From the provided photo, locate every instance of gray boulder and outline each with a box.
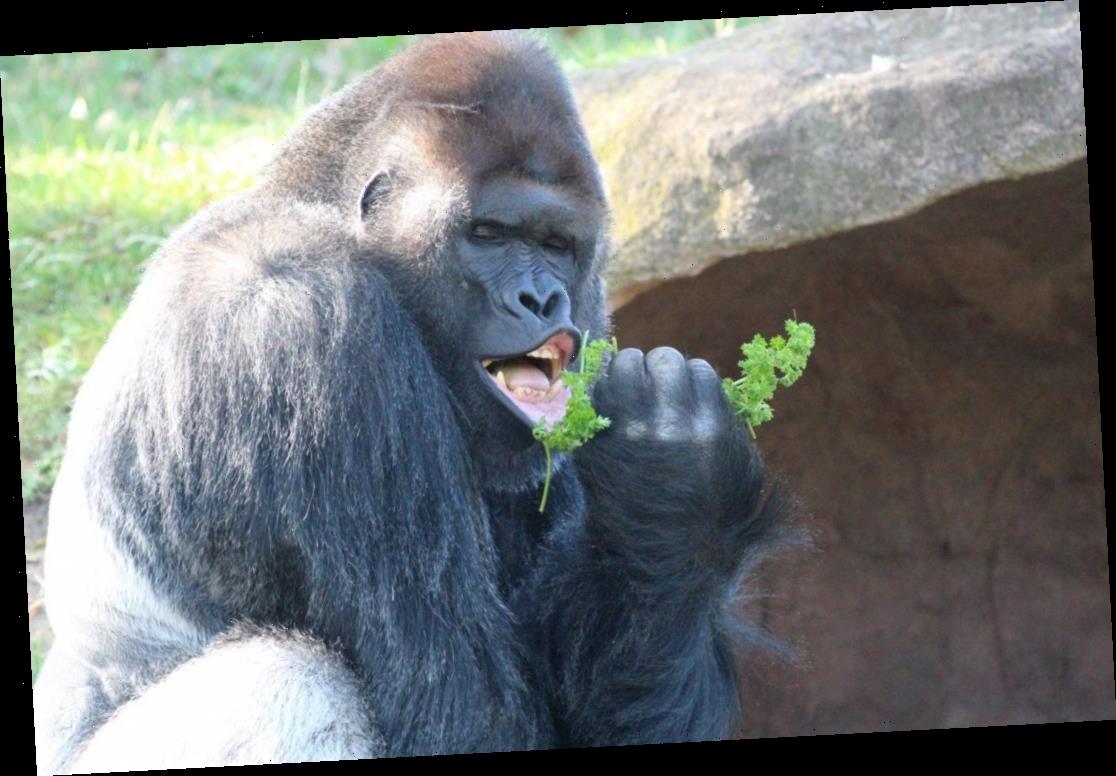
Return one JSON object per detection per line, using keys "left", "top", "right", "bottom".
{"left": 571, "top": 2, "right": 1085, "bottom": 303}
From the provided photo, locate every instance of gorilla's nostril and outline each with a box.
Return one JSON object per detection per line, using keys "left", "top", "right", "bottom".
{"left": 519, "top": 293, "right": 542, "bottom": 316}
{"left": 541, "top": 293, "right": 561, "bottom": 319}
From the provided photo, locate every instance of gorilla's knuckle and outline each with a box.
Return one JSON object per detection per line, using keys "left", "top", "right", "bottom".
{"left": 686, "top": 357, "right": 715, "bottom": 374}
{"left": 609, "top": 348, "right": 646, "bottom": 377}
{"left": 647, "top": 346, "right": 684, "bottom": 363}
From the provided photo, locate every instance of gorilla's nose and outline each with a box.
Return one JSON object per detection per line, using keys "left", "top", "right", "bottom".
{"left": 511, "top": 281, "right": 571, "bottom": 324}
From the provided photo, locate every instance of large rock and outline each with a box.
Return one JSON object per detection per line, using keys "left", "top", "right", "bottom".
{"left": 571, "top": 2, "right": 1085, "bottom": 305}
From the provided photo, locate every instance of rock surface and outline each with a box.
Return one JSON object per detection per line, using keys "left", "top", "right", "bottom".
{"left": 571, "top": 2, "right": 1086, "bottom": 305}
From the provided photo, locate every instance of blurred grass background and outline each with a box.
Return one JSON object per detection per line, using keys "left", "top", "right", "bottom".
{"left": 4, "top": 21, "right": 766, "bottom": 502}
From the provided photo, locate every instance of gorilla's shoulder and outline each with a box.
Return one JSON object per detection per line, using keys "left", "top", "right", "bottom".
{"left": 140, "top": 193, "right": 379, "bottom": 318}
{"left": 157, "top": 194, "right": 355, "bottom": 278}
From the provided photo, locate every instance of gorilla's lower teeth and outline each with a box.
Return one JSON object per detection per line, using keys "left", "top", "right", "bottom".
{"left": 511, "top": 386, "right": 545, "bottom": 400}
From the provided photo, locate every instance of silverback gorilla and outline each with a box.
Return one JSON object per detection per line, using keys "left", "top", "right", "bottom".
{"left": 33, "top": 32, "right": 790, "bottom": 772}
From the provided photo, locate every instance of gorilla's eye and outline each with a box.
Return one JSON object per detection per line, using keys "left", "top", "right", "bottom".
{"left": 470, "top": 221, "right": 504, "bottom": 242}
{"left": 543, "top": 235, "right": 571, "bottom": 254}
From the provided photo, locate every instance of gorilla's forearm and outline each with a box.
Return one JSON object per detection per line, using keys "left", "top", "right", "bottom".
{"left": 522, "top": 516, "right": 745, "bottom": 746}
{"left": 514, "top": 438, "right": 787, "bottom": 746}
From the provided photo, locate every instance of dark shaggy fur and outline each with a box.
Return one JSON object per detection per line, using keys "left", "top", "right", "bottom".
{"left": 33, "top": 32, "right": 793, "bottom": 772}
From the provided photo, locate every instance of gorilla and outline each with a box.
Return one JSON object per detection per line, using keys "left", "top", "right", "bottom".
{"left": 32, "top": 31, "right": 791, "bottom": 772}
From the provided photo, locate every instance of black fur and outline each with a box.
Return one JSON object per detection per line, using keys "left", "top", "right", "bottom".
{"left": 33, "top": 32, "right": 792, "bottom": 771}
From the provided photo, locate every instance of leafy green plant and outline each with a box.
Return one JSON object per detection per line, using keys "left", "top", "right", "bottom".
{"left": 532, "top": 334, "right": 618, "bottom": 512}
{"left": 722, "top": 318, "right": 816, "bottom": 438}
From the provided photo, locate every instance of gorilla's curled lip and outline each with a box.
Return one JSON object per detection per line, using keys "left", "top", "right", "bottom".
{"left": 477, "top": 330, "right": 579, "bottom": 430}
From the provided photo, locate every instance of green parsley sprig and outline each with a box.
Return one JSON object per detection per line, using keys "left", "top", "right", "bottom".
{"left": 721, "top": 318, "right": 816, "bottom": 438}
{"left": 532, "top": 333, "right": 618, "bottom": 513}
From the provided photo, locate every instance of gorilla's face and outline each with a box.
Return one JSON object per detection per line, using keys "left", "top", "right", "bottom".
{"left": 460, "top": 177, "right": 585, "bottom": 435}
{"left": 343, "top": 52, "right": 610, "bottom": 491}
{"left": 360, "top": 157, "right": 605, "bottom": 491}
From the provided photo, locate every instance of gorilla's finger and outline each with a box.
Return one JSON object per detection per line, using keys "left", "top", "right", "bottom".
{"left": 645, "top": 347, "right": 686, "bottom": 376}
{"left": 603, "top": 348, "right": 646, "bottom": 381}
{"left": 687, "top": 358, "right": 724, "bottom": 403}
{"left": 644, "top": 347, "right": 689, "bottom": 406}
{"left": 688, "top": 358, "right": 730, "bottom": 438}
{"left": 593, "top": 347, "right": 647, "bottom": 411}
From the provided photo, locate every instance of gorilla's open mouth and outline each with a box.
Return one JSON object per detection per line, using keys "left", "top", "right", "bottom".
{"left": 479, "top": 331, "right": 578, "bottom": 431}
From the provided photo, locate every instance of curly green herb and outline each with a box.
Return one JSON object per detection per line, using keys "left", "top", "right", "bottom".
{"left": 721, "top": 318, "right": 816, "bottom": 438}
{"left": 532, "top": 334, "right": 618, "bottom": 513}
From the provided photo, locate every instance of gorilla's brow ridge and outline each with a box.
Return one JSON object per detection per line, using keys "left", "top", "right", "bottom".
{"left": 410, "top": 101, "right": 484, "bottom": 115}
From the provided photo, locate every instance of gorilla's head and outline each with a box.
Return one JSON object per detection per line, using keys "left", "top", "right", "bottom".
{"left": 263, "top": 32, "right": 611, "bottom": 491}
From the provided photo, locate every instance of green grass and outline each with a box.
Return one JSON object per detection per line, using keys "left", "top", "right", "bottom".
{"left": 4, "top": 21, "right": 767, "bottom": 501}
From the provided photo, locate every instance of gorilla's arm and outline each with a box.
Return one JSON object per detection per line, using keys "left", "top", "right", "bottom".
{"left": 77, "top": 200, "right": 546, "bottom": 757}
{"left": 511, "top": 347, "right": 789, "bottom": 746}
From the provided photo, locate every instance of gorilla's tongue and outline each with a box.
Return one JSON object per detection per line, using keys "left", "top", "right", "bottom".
{"left": 501, "top": 362, "right": 551, "bottom": 392}
{"left": 495, "top": 360, "right": 571, "bottom": 430}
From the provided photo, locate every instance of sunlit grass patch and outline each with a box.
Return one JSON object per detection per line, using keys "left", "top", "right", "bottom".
{"left": 9, "top": 122, "right": 284, "bottom": 497}
{"left": 537, "top": 18, "right": 766, "bottom": 70}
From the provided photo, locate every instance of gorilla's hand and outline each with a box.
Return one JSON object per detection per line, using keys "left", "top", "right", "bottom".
{"left": 572, "top": 347, "right": 767, "bottom": 577}
{"left": 592, "top": 347, "right": 739, "bottom": 452}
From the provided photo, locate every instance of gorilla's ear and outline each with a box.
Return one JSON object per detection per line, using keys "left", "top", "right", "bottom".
{"left": 360, "top": 171, "right": 393, "bottom": 220}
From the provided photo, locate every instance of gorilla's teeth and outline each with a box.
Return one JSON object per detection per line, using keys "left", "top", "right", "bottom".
{"left": 526, "top": 344, "right": 560, "bottom": 360}
{"left": 482, "top": 358, "right": 495, "bottom": 369}
{"left": 495, "top": 370, "right": 508, "bottom": 389}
